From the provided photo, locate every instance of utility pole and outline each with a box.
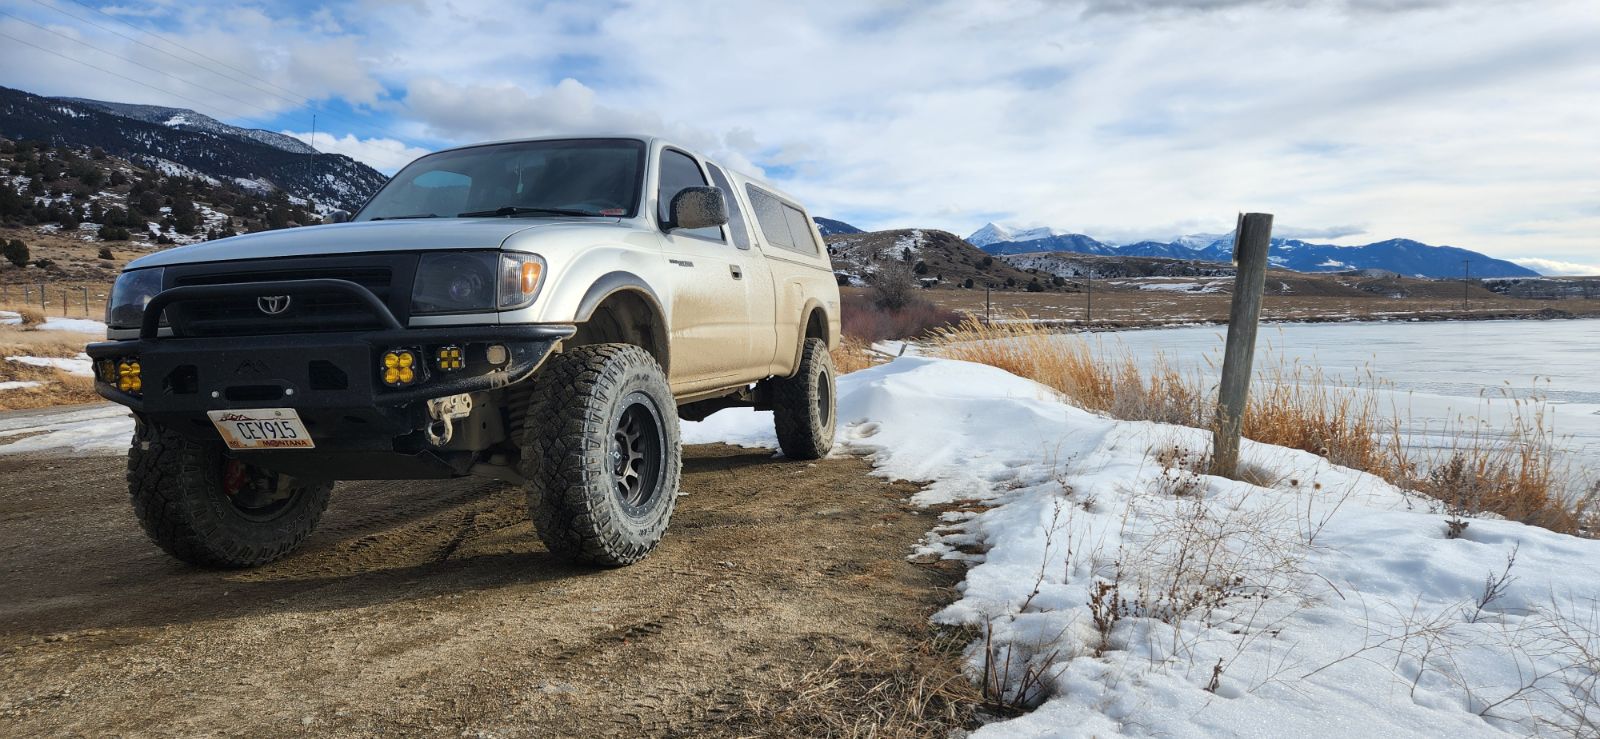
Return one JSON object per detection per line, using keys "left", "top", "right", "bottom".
{"left": 1085, "top": 268, "right": 1094, "bottom": 323}
{"left": 1462, "top": 257, "right": 1470, "bottom": 311}
{"left": 1211, "top": 212, "right": 1274, "bottom": 479}
{"left": 985, "top": 284, "right": 992, "bottom": 324}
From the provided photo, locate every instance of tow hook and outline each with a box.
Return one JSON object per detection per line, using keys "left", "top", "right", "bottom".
{"left": 424, "top": 393, "right": 473, "bottom": 446}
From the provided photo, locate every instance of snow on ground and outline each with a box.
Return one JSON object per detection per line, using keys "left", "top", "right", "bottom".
{"left": 0, "top": 313, "right": 106, "bottom": 334}
{"left": 6, "top": 354, "right": 94, "bottom": 376}
{"left": 6, "top": 354, "right": 1597, "bottom": 734}
{"left": 1136, "top": 281, "right": 1226, "bottom": 293}
{"left": 39, "top": 317, "right": 106, "bottom": 334}
{"left": 0, "top": 381, "right": 43, "bottom": 391}
{"left": 891, "top": 228, "right": 926, "bottom": 258}
{"left": 685, "top": 356, "right": 1600, "bottom": 737}
{"left": 0, "top": 404, "right": 132, "bottom": 455}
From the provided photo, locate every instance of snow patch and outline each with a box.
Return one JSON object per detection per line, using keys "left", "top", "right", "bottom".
{"left": 6, "top": 354, "right": 94, "bottom": 376}
{"left": 684, "top": 357, "right": 1600, "bottom": 736}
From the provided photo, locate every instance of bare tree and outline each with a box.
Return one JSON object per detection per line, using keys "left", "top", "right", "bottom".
{"left": 871, "top": 260, "right": 918, "bottom": 310}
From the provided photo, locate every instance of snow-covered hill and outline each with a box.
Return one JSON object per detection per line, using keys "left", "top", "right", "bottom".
{"left": 57, "top": 98, "right": 317, "bottom": 156}
{"left": 0, "top": 86, "right": 385, "bottom": 211}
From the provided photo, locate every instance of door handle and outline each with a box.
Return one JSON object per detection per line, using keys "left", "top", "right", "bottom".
{"left": 729, "top": 265, "right": 743, "bottom": 280}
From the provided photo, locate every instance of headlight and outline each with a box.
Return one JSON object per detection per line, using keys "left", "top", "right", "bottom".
{"left": 410, "top": 252, "right": 545, "bottom": 315}
{"left": 106, "top": 267, "right": 165, "bottom": 330}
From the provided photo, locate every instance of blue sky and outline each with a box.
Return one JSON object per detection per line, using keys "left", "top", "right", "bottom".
{"left": 2, "top": 0, "right": 1598, "bottom": 273}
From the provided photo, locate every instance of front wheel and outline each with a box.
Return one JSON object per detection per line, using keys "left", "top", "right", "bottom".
{"left": 127, "top": 420, "right": 332, "bottom": 568}
{"left": 770, "top": 337, "right": 837, "bottom": 460}
{"left": 519, "top": 344, "right": 681, "bottom": 566}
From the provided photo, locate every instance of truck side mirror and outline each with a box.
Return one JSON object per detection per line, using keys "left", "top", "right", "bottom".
{"left": 327, "top": 210, "right": 352, "bottom": 224}
{"left": 668, "top": 187, "right": 728, "bottom": 231}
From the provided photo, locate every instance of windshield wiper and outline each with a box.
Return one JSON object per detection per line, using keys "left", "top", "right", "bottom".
{"left": 370, "top": 213, "right": 440, "bottom": 221}
{"left": 457, "top": 206, "right": 600, "bottom": 218}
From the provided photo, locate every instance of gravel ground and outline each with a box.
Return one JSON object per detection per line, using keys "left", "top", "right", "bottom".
{"left": 0, "top": 439, "right": 963, "bottom": 736}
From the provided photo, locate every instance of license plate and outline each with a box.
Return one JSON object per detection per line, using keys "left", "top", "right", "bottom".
{"left": 207, "top": 408, "right": 315, "bottom": 450}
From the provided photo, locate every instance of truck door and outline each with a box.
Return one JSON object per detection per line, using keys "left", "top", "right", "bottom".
{"left": 706, "top": 162, "right": 778, "bottom": 375}
{"left": 654, "top": 149, "right": 770, "bottom": 388}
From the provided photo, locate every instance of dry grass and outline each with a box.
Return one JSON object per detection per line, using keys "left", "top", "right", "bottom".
{"left": 933, "top": 317, "right": 1589, "bottom": 534}
{"left": 728, "top": 631, "right": 980, "bottom": 737}
{"left": 0, "top": 301, "right": 46, "bottom": 327}
{"left": 0, "top": 324, "right": 100, "bottom": 411}
{"left": 832, "top": 335, "right": 881, "bottom": 375}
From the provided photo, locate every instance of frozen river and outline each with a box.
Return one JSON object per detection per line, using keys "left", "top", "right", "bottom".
{"left": 1096, "top": 319, "right": 1600, "bottom": 477}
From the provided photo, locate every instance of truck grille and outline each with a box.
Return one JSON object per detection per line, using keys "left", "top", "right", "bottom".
{"left": 164, "top": 255, "right": 419, "bottom": 337}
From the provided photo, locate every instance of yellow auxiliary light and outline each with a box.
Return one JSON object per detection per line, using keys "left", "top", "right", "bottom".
{"left": 435, "top": 345, "right": 464, "bottom": 371}
{"left": 116, "top": 358, "right": 142, "bottom": 395}
{"left": 380, "top": 349, "right": 420, "bottom": 387}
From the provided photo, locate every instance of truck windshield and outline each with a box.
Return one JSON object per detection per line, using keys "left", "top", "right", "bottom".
{"left": 355, "top": 138, "right": 647, "bottom": 221}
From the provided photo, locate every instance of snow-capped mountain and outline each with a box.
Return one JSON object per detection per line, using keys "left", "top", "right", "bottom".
{"left": 966, "top": 222, "right": 1073, "bottom": 248}
{"left": 969, "top": 224, "right": 1539, "bottom": 278}
{"left": 0, "top": 85, "right": 385, "bottom": 211}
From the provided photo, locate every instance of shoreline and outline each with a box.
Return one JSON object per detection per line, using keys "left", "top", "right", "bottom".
{"left": 989, "top": 305, "right": 1595, "bottom": 333}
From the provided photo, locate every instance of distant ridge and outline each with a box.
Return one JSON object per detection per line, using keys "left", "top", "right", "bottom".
{"left": 967, "top": 222, "right": 1538, "bottom": 278}
{"left": 813, "top": 217, "right": 863, "bottom": 236}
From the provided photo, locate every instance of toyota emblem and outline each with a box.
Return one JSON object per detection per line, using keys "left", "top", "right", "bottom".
{"left": 257, "top": 295, "right": 292, "bottom": 315}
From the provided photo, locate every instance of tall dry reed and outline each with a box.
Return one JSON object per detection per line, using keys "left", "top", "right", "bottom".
{"left": 932, "top": 317, "right": 1589, "bottom": 534}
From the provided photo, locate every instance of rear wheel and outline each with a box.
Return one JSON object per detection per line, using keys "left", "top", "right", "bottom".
{"left": 770, "top": 337, "right": 837, "bottom": 460}
{"left": 127, "top": 420, "right": 332, "bottom": 568}
{"left": 520, "top": 343, "right": 681, "bottom": 566}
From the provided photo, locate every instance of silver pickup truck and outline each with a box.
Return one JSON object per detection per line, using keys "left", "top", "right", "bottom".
{"left": 87, "top": 135, "right": 842, "bottom": 569}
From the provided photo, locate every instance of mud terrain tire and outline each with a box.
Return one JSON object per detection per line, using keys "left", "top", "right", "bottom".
{"left": 127, "top": 419, "right": 332, "bottom": 568}
{"left": 771, "top": 337, "right": 837, "bottom": 460}
{"left": 520, "top": 343, "right": 681, "bottom": 566}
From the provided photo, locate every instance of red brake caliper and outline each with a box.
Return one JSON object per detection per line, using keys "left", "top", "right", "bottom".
{"left": 222, "top": 459, "right": 249, "bottom": 497}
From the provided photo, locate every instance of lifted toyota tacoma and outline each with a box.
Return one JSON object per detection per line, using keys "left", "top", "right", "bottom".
{"left": 88, "top": 136, "right": 841, "bottom": 568}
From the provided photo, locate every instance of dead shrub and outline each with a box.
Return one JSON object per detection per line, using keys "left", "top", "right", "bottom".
{"left": 869, "top": 260, "right": 918, "bottom": 311}
{"left": 977, "top": 618, "right": 1070, "bottom": 713}
{"left": 1, "top": 303, "right": 46, "bottom": 328}
{"left": 841, "top": 291, "right": 962, "bottom": 343}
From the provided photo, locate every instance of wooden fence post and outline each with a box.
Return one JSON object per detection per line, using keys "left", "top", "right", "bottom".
{"left": 1210, "top": 212, "right": 1274, "bottom": 478}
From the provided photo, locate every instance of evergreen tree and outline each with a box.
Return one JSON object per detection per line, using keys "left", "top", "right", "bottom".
{"left": 2, "top": 239, "right": 28, "bottom": 267}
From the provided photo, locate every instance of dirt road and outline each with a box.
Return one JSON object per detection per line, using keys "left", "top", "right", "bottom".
{"left": 0, "top": 439, "right": 969, "bottom": 736}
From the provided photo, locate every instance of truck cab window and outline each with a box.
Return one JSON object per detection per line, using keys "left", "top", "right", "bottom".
{"left": 706, "top": 163, "right": 751, "bottom": 249}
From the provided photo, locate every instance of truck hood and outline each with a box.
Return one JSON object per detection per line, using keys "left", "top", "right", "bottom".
{"left": 127, "top": 217, "right": 622, "bottom": 269}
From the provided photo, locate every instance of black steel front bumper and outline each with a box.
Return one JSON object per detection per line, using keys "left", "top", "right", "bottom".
{"left": 85, "top": 279, "right": 574, "bottom": 476}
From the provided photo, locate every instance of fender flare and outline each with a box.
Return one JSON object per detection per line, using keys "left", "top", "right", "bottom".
{"left": 575, "top": 270, "right": 666, "bottom": 323}
{"left": 573, "top": 270, "right": 671, "bottom": 372}
{"left": 784, "top": 297, "right": 831, "bottom": 377}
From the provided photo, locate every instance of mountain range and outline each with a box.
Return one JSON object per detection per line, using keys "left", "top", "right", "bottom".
{"left": 0, "top": 86, "right": 385, "bottom": 211}
{"left": 966, "top": 222, "right": 1538, "bottom": 278}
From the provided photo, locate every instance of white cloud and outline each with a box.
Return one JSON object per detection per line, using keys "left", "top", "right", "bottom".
{"left": 281, "top": 131, "right": 430, "bottom": 174}
{"left": 1510, "top": 258, "right": 1600, "bottom": 277}
{"left": 4, "top": 0, "right": 1597, "bottom": 267}
{"left": 401, "top": 77, "right": 658, "bottom": 143}
{"left": 345, "top": 0, "right": 1598, "bottom": 264}
{"left": 0, "top": 5, "right": 382, "bottom": 124}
